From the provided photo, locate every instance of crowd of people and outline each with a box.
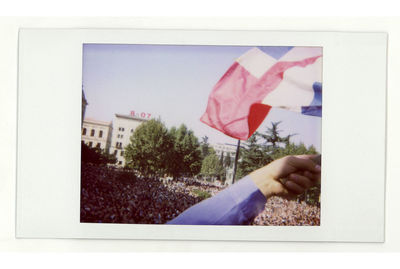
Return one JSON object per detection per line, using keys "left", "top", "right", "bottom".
{"left": 80, "top": 164, "right": 320, "bottom": 225}
{"left": 81, "top": 164, "right": 207, "bottom": 224}
{"left": 252, "top": 196, "right": 320, "bottom": 226}
{"left": 165, "top": 177, "right": 224, "bottom": 197}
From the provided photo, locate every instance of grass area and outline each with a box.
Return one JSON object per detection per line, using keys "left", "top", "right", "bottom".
{"left": 192, "top": 189, "right": 212, "bottom": 199}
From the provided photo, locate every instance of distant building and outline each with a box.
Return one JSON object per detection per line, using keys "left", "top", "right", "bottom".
{"left": 82, "top": 118, "right": 113, "bottom": 152}
{"left": 109, "top": 113, "right": 149, "bottom": 166}
{"left": 212, "top": 142, "right": 238, "bottom": 158}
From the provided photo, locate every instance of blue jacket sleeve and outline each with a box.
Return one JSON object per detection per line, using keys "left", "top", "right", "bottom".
{"left": 167, "top": 176, "right": 267, "bottom": 225}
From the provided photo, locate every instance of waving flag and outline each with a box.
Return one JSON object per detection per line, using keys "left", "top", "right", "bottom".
{"left": 200, "top": 46, "right": 322, "bottom": 140}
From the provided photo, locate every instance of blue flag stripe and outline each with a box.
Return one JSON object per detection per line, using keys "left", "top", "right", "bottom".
{"left": 310, "top": 82, "right": 322, "bottom": 107}
{"left": 257, "top": 46, "right": 294, "bottom": 60}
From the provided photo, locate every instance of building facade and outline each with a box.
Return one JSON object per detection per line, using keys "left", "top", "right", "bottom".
{"left": 109, "top": 113, "right": 149, "bottom": 166}
{"left": 82, "top": 119, "right": 113, "bottom": 152}
{"left": 212, "top": 142, "right": 238, "bottom": 158}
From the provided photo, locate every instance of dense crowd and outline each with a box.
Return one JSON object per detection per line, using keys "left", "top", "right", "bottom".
{"left": 80, "top": 164, "right": 320, "bottom": 225}
{"left": 81, "top": 164, "right": 211, "bottom": 224}
{"left": 252, "top": 197, "right": 320, "bottom": 226}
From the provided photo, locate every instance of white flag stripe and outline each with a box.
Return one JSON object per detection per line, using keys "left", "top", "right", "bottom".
{"left": 279, "top": 46, "right": 322, "bottom": 62}
{"left": 236, "top": 47, "right": 277, "bottom": 79}
{"left": 262, "top": 79, "right": 315, "bottom": 107}
{"left": 284, "top": 57, "right": 322, "bottom": 91}
{"left": 262, "top": 57, "right": 322, "bottom": 107}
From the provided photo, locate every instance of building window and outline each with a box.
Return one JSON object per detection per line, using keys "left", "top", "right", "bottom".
{"left": 82, "top": 128, "right": 87, "bottom": 135}
{"left": 99, "top": 130, "right": 103, "bottom": 138}
{"left": 90, "top": 129, "right": 95, "bottom": 136}
{"left": 114, "top": 150, "right": 118, "bottom": 155}
{"left": 131, "top": 129, "right": 134, "bottom": 133}
{"left": 118, "top": 161, "right": 122, "bottom": 165}
{"left": 120, "top": 151, "right": 124, "bottom": 156}
{"left": 96, "top": 143, "right": 101, "bottom": 148}
{"left": 88, "top": 142, "right": 93, "bottom": 147}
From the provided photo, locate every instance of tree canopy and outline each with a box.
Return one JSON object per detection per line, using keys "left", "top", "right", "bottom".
{"left": 124, "top": 120, "right": 202, "bottom": 179}
{"left": 236, "top": 121, "right": 318, "bottom": 180}
{"left": 200, "top": 152, "right": 225, "bottom": 180}
{"left": 124, "top": 119, "right": 174, "bottom": 177}
{"left": 236, "top": 132, "right": 271, "bottom": 179}
{"left": 235, "top": 121, "right": 320, "bottom": 205}
{"left": 168, "top": 124, "right": 202, "bottom": 178}
{"left": 224, "top": 152, "right": 232, "bottom": 168}
{"left": 200, "top": 135, "right": 214, "bottom": 160}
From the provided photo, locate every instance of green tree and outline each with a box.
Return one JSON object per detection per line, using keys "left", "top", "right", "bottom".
{"left": 236, "top": 132, "right": 272, "bottom": 179}
{"left": 124, "top": 119, "right": 174, "bottom": 178}
{"left": 200, "top": 136, "right": 211, "bottom": 158}
{"left": 235, "top": 121, "right": 321, "bottom": 205}
{"left": 224, "top": 152, "right": 232, "bottom": 168}
{"left": 235, "top": 121, "right": 314, "bottom": 180}
{"left": 270, "top": 142, "right": 318, "bottom": 160}
{"left": 219, "top": 151, "right": 226, "bottom": 180}
{"left": 259, "top": 121, "right": 295, "bottom": 152}
{"left": 200, "top": 152, "right": 224, "bottom": 181}
{"left": 168, "top": 124, "right": 202, "bottom": 178}
{"left": 167, "top": 126, "right": 180, "bottom": 177}
{"left": 219, "top": 151, "right": 224, "bottom": 166}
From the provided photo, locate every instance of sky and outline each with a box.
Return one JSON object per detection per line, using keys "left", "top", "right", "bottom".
{"left": 82, "top": 44, "right": 321, "bottom": 152}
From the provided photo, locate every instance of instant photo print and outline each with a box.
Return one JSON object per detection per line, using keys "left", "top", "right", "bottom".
{"left": 16, "top": 29, "right": 386, "bottom": 242}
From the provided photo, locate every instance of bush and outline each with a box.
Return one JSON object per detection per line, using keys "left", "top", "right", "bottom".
{"left": 192, "top": 189, "right": 212, "bottom": 199}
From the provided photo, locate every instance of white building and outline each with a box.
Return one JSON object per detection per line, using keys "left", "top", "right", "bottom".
{"left": 212, "top": 142, "right": 238, "bottom": 158}
{"left": 82, "top": 118, "right": 113, "bottom": 152}
{"left": 109, "top": 113, "right": 149, "bottom": 166}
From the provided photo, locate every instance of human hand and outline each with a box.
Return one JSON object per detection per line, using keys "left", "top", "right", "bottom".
{"left": 249, "top": 155, "right": 321, "bottom": 198}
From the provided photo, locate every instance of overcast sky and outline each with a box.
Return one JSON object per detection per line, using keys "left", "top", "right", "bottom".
{"left": 82, "top": 44, "right": 321, "bottom": 151}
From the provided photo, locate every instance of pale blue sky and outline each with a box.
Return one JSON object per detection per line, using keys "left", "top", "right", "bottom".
{"left": 82, "top": 44, "right": 321, "bottom": 151}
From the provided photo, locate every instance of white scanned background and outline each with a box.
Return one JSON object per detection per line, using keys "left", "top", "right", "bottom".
{"left": 1, "top": 17, "right": 399, "bottom": 251}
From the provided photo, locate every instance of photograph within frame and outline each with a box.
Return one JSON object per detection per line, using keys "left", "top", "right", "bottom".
{"left": 80, "top": 44, "right": 323, "bottom": 226}
{"left": 15, "top": 28, "right": 386, "bottom": 241}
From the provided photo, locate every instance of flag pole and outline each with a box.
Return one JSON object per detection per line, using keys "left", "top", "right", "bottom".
{"left": 232, "top": 139, "right": 241, "bottom": 184}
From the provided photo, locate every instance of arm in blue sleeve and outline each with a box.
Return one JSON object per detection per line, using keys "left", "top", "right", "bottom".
{"left": 167, "top": 176, "right": 267, "bottom": 225}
